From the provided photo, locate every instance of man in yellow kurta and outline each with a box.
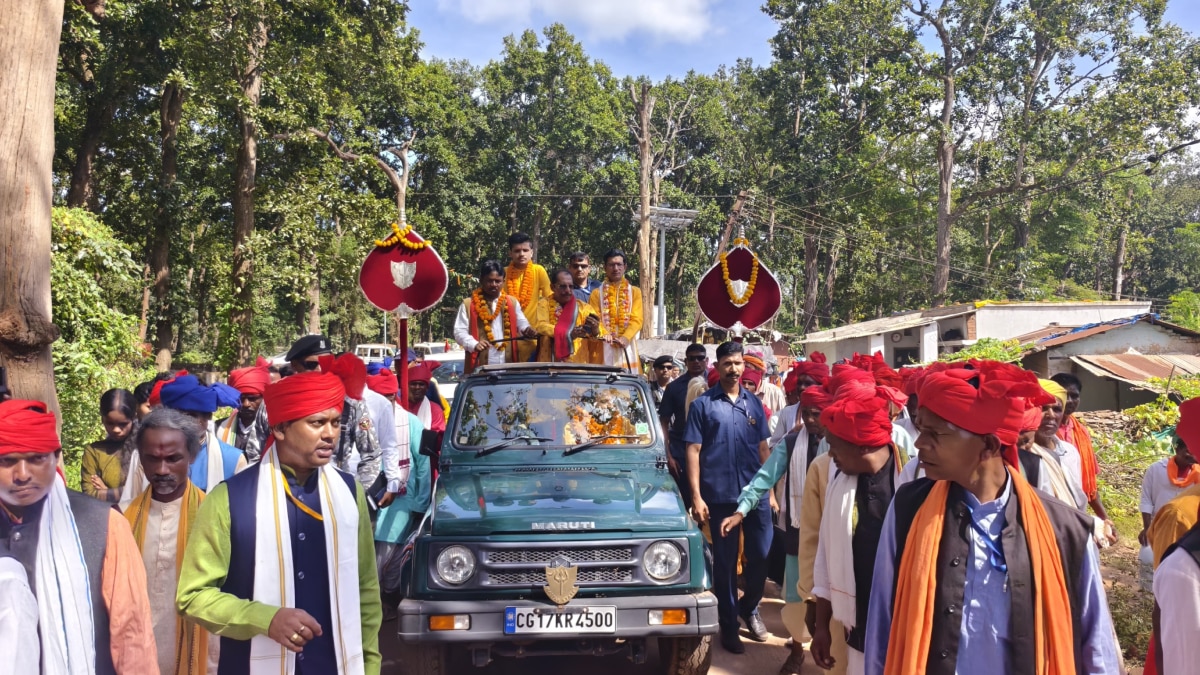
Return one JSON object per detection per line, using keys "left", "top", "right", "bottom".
{"left": 505, "top": 232, "right": 552, "bottom": 363}
{"left": 588, "top": 249, "right": 643, "bottom": 372}
{"left": 533, "top": 269, "right": 605, "bottom": 364}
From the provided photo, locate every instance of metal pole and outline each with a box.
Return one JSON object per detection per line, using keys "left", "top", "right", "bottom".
{"left": 657, "top": 226, "right": 667, "bottom": 337}
{"left": 382, "top": 311, "right": 388, "bottom": 345}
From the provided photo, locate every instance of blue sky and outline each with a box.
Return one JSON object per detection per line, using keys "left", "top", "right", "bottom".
{"left": 410, "top": 0, "right": 1200, "bottom": 80}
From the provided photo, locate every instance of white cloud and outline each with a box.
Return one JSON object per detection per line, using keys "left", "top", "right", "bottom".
{"left": 436, "top": 0, "right": 715, "bottom": 43}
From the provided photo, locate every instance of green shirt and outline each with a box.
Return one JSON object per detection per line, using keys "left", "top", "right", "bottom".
{"left": 175, "top": 470, "right": 382, "bottom": 674}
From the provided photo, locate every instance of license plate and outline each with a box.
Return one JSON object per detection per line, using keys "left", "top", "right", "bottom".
{"left": 503, "top": 606, "right": 616, "bottom": 635}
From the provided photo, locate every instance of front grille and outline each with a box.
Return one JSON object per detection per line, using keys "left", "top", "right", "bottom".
{"left": 487, "top": 567, "right": 634, "bottom": 585}
{"left": 485, "top": 546, "right": 633, "bottom": 565}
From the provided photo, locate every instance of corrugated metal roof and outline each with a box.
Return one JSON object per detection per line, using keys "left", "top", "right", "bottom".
{"left": 1070, "top": 354, "right": 1200, "bottom": 388}
{"left": 802, "top": 305, "right": 980, "bottom": 343}
{"left": 1026, "top": 314, "right": 1200, "bottom": 351}
{"left": 1011, "top": 326, "right": 1080, "bottom": 343}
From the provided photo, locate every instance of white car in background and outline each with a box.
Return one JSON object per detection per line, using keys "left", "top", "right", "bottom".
{"left": 425, "top": 349, "right": 465, "bottom": 404}
{"left": 355, "top": 343, "right": 396, "bottom": 364}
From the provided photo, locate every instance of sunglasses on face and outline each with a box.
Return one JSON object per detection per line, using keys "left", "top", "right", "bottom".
{"left": 571, "top": 263, "right": 589, "bottom": 269}
{"left": 298, "top": 359, "right": 321, "bottom": 371}
{"left": 686, "top": 355, "right": 707, "bottom": 362}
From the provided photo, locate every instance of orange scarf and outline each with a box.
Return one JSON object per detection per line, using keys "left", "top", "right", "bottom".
{"left": 884, "top": 468, "right": 1075, "bottom": 675}
{"left": 1167, "top": 459, "right": 1200, "bottom": 488}
{"left": 1058, "top": 415, "right": 1098, "bottom": 500}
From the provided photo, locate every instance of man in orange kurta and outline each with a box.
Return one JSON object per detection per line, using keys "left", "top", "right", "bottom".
{"left": 532, "top": 269, "right": 605, "bottom": 363}
{"left": 0, "top": 399, "right": 157, "bottom": 674}
{"left": 588, "top": 249, "right": 643, "bottom": 372}
{"left": 505, "top": 232, "right": 552, "bottom": 363}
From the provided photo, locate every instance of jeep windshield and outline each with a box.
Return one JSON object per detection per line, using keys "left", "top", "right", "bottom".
{"left": 451, "top": 380, "right": 654, "bottom": 449}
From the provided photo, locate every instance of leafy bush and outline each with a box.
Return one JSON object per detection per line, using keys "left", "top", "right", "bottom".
{"left": 1165, "top": 290, "right": 1200, "bottom": 331}
{"left": 938, "top": 337, "right": 1032, "bottom": 364}
{"left": 51, "top": 208, "right": 155, "bottom": 487}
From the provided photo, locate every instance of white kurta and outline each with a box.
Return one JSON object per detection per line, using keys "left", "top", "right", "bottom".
{"left": 453, "top": 297, "right": 531, "bottom": 366}
{"left": 0, "top": 557, "right": 39, "bottom": 675}
{"left": 1153, "top": 546, "right": 1200, "bottom": 675}
{"left": 1045, "top": 437, "right": 1086, "bottom": 510}
{"left": 140, "top": 498, "right": 219, "bottom": 675}
{"left": 1140, "top": 458, "right": 1191, "bottom": 518}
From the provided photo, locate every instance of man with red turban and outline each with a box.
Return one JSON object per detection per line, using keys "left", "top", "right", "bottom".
{"left": 809, "top": 384, "right": 905, "bottom": 675}
{"left": 767, "top": 353, "right": 830, "bottom": 468}
{"left": 862, "top": 361, "right": 1121, "bottom": 675}
{"left": 177, "top": 372, "right": 383, "bottom": 675}
{"left": 720, "top": 381, "right": 833, "bottom": 673}
{"left": 0, "top": 399, "right": 157, "bottom": 673}
{"left": 217, "top": 359, "right": 272, "bottom": 460}
{"left": 405, "top": 363, "right": 446, "bottom": 436}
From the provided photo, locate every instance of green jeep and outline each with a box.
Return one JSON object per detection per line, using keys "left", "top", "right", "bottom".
{"left": 394, "top": 363, "right": 716, "bottom": 674}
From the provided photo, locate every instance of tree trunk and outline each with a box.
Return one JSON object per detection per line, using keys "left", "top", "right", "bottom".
{"left": 0, "top": 0, "right": 65, "bottom": 410}
{"left": 307, "top": 253, "right": 320, "bottom": 334}
{"left": 802, "top": 222, "right": 819, "bottom": 332}
{"left": 151, "top": 81, "right": 185, "bottom": 369}
{"left": 933, "top": 135, "right": 955, "bottom": 305}
{"left": 137, "top": 263, "right": 151, "bottom": 343}
{"left": 1111, "top": 223, "right": 1127, "bottom": 300}
{"left": 632, "top": 82, "right": 655, "bottom": 340}
{"left": 821, "top": 243, "right": 841, "bottom": 324}
{"left": 65, "top": 97, "right": 116, "bottom": 209}
{"left": 230, "top": 17, "right": 267, "bottom": 365}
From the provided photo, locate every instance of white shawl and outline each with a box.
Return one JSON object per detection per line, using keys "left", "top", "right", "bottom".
{"left": 392, "top": 403, "right": 412, "bottom": 488}
{"left": 250, "top": 449, "right": 364, "bottom": 675}
{"left": 414, "top": 397, "right": 432, "bottom": 431}
{"left": 37, "top": 477, "right": 97, "bottom": 675}
{"left": 816, "top": 468, "right": 859, "bottom": 629}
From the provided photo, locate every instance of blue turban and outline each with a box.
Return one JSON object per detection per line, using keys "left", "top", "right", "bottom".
{"left": 159, "top": 375, "right": 221, "bottom": 413}
{"left": 366, "top": 356, "right": 394, "bottom": 376}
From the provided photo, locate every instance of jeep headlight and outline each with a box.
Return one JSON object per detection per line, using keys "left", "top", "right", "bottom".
{"left": 435, "top": 545, "right": 476, "bottom": 585}
{"left": 642, "top": 541, "right": 683, "bottom": 580}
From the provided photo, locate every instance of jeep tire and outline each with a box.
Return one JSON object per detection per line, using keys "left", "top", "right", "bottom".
{"left": 394, "top": 642, "right": 449, "bottom": 675}
{"left": 659, "top": 635, "right": 712, "bottom": 675}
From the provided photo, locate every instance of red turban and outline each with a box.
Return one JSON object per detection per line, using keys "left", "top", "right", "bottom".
{"left": 828, "top": 364, "right": 877, "bottom": 398}
{"left": 1177, "top": 397, "right": 1200, "bottom": 453}
{"left": 878, "top": 386, "right": 909, "bottom": 409}
{"left": 788, "top": 353, "right": 829, "bottom": 391}
{"left": 228, "top": 364, "right": 270, "bottom": 396}
{"left": 800, "top": 385, "right": 833, "bottom": 410}
{"left": 0, "top": 400, "right": 61, "bottom": 454}
{"left": 917, "top": 360, "right": 1054, "bottom": 449}
{"left": 900, "top": 366, "right": 926, "bottom": 396}
{"left": 408, "top": 363, "right": 434, "bottom": 384}
{"left": 318, "top": 353, "right": 367, "bottom": 400}
{"left": 1020, "top": 404, "right": 1043, "bottom": 432}
{"left": 707, "top": 366, "right": 720, "bottom": 388}
{"left": 742, "top": 369, "right": 763, "bottom": 389}
{"left": 263, "top": 372, "right": 346, "bottom": 427}
{"left": 366, "top": 368, "right": 399, "bottom": 397}
{"left": 820, "top": 392, "right": 892, "bottom": 447}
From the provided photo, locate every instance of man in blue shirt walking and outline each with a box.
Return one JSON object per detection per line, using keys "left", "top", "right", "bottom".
{"left": 684, "top": 341, "right": 772, "bottom": 654}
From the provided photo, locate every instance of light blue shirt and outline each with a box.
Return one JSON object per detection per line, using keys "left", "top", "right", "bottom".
{"left": 374, "top": 410, "right": 432, "bottom": 544}
{"left": 864, "top": 476, "right": 1122, "bottom": 675}
{"left": 188, "top": 438, "right": 242, "bottom": 491}
{"left": 735, "top": 432, "right": 828, "bottom": 516}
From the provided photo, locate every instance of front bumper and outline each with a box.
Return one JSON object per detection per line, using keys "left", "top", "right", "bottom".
{"left": 397, "top": 591, "right": 719, "bottom": 643}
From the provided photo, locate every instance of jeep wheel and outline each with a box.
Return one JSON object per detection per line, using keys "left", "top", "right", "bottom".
{"left": 659, "top": 636, "right": 712, "bottom": 675}
{"left": 394, "top": 642, "right": 449, "bottom": 675}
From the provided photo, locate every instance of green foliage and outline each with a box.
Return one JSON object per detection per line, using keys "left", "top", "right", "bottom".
{"left": 938, "top": 338, "right": 1031, "bottom": 364}
{"left": 1166, "top": 289, "right": 1200, "bottom": 330}
{"left": 50, "top": 208, "right": 154, "bottom": 486}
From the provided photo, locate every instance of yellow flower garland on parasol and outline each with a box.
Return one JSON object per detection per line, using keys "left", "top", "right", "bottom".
{"left": 374, "top": 221, "right": 431, "bottom": 250}
{"left": 603, "top": 280, "right": 632, "bottom": 332}
{"left": 719, "top": 237, "right": 759, "bottom": 306}
{"left": 471, "top": 289, "right": 511, "bottom": 343}
{"left": 505, "top": 266, "right": 535, "bottom": 307}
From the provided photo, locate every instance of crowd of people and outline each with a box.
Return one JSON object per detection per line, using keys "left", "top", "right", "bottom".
{"left": 0, "top": 234, "right": 1198, "bottom": 675}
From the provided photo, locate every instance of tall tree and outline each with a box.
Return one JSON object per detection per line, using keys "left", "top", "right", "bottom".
{"left": 1, "top": 0, "right": 66, "bottom": 408}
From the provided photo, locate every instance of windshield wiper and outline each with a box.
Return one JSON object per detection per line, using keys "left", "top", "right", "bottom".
{"left": 563, "top": 434, "right": 640, "bottom": 456}
{"left": 475, "top": 436, "right": 552, "bottom": 458}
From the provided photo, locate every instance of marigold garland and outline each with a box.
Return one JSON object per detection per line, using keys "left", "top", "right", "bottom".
{"left": 602, "top": 280, "right": 632, "bottom": 333}
{"left": 719, "top": 249, "right": 759, "bottom": 306}
{"left": 374, "top": 221, "right": 431, "bottom": 250}
{"left": 505, "top": 265, "right": 535, "bottom": 308}
{"left": 471, "top": 289, "right": 511, "bottom": 344}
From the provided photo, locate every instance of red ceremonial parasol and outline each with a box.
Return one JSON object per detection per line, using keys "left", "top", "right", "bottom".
{"left": 695, "top": 236, "right": 781, "bottom": 335}
{"left": 359, "top": 222, "right": 449, "bottom": 406}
